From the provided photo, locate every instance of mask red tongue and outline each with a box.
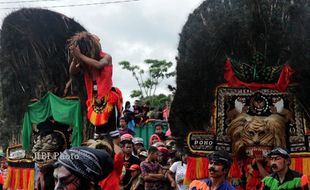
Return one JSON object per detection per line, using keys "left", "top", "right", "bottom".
{"left": 253, "top": 149, "right": 263, "bottom": 157}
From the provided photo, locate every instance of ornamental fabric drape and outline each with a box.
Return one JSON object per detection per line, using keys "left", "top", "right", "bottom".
{"left": 22, "top": 92, "right": 83, "bottom": 151}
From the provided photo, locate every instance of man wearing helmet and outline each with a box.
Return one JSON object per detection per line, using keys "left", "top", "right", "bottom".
{"left": 189, "top": 150, "right": 235, "bottom": 190}
{"left": 260, "top": 147, "right": 309, "bottom": 190}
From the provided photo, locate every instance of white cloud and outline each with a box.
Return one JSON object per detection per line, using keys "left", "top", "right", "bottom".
{"left": 0, "top": 0, "right": 205, "bottom": 103}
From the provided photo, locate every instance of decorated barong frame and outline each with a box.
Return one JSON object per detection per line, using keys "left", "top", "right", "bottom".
{"left": 215, "top": 85, "right": 308, "bottom": 154}
{"left": 185, "top": 85, "right": 310, "bottom": 189}
{"left": 188, "top": 85, "right": 310, "bottom": 155}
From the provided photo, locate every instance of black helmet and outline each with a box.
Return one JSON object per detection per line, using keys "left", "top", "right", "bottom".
{"left": 208, "top": 150, "right": 232, "bottom": 168}
{"left": 267, "top": 147, "right": 290, "bottom": 159}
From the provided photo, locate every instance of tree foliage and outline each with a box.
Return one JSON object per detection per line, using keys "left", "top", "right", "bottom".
{"left": 140, "top": 94, "right": 172, "bottom": 109}
{"left": 119, "top": 59, "right": 175, "bottom": 99}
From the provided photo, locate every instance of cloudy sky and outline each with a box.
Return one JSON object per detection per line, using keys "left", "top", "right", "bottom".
{"left": 0, "top": 0, "right": 204, "bottom": 102}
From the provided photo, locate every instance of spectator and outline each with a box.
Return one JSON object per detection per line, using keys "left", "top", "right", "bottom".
{"left": 86, "top": 139, "right": 124, "bottom": 190}
{"left": 165, "top": 139, "right": 176, "bottom": 152}
{"left": 189, "top": 150, "right": 235, "bottom": 190}
{"left": 133, "top": 137, "right": 144, "bottom": 156}
{"left": 167, "top": 152, "right": 189, "bottom": 190}
{"left": 126, "top": 164, "right": 144, "bottom": 190}
{"left": 154, "top": 107, "right": 164, "bottom": 120}
{"left": 149, "top": 134, "right": 161, "bottom": 146}
{"left": 140, "top": 146, "right": 165, "bottom": 190}
{"left": 121, "top": 134, "right": 134, "bottom": 142}
{"left": 124, "top": 101, "right": 133, "bottom": 112}
{"left": 137, "top": 147, "right": 147, "bottom": 156}
{"left": 154, "top": 123, "right": 166, "bottom": 141}
{"left": 157, "top": 146, "right": 172, "bottom": 190}
{"left": 139, "top": 104, "right": 150, "bottom": 125}
{"left": 123, "top": 101, "right": 135, "bottom": 131}
{"left": 133, "top": 100, "right": 143, "bottom": 124}
{"left": 261, "top": 147, "right": 309, "bottom": 190}
{"left": 119, "top": 117, "right": 135, "bottom": 136}
{"left": 53, "top": 147, "right": 113, "bottom": 190}
{"left": 165, "top": 126, "right": 172, "bottom": 138}
{"left": 163, "top": 101, "right": 170, "bottom": 121}
{"left": 138, "top": 151, "right": 148, "bottom": 162}
{"left": 121, "top": 140, "right": 141, "bottom": 190}
{"left": 157, "top": 146, "right": 170, "bottom": 167}
{"left": 153, "top": 142, "right": 166, "bottom": 148}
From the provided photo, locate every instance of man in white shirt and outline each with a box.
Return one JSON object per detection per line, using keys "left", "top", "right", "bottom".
{"left": 167, "top": 153, "right": 188, "bottom": 190}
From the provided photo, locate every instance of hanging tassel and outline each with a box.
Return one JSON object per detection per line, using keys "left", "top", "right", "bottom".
{"left": 246, "top": 169, "right": 261, "bottom": 190}
{"left": 28, "top": 169, "right": 35, "bottom": 190}
{"left": 302, "top": 157, "right": 310, "bottom": 181}
{"left": 290, "top": 157, "right": 296, "bottom": 170}
{"left": 18, "top": 168, "right": 23, "bottom": 190}
{"left": 196, "top": 158, "right": 202, "bottom": 179}
{"left": 23, "top": 169, "right": 28, "bottom": 190}
{"left": 3, "top": 167, "right": 12, "bottom": 189}
{"left": 294, "top": 157, "right": 303, "bottom": 173}
{"left": 201, "top": 157, "right": 209, "bottom": 178}
{"left": 183, "top": 176, "right": 192, "bottom": 186}
{"left": 14, "top": 168, "right": 20, "bottom": 190}
{"left": 229, "top": 159, "right": 243, "bottom": 188}
{"left": 186, "top": 157, "right": 198, "bottom": 179}
{"left": 229, "top": 159, "right": 242, "bottom": 178}
{"left": 184, "top": 157, "right": 197, "bottom": 185}
{"left": 11, "top": 167, "right": 16, "bottom": 190}
{"left": 184, "top": 156, "right": 210, "bottom": 186}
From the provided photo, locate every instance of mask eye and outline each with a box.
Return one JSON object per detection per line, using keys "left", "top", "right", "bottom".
{"left": 258, "top": 131, "right": 265, "bottom": 136}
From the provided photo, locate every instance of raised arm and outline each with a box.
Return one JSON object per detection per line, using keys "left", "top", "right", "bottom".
{"left": 70, "top": 45, "right": 112, "bottom": 70}
{"left": 69, "top": 58, "right": 81, "bottom": 75}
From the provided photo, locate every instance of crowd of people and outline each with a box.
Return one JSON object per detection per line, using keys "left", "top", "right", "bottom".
{"left": 40, "top": 97, "right": 188, "bottom": 190}
{"left": 0, "top": 31, "right": 308, "bottom": 190}
{"left": 51, "top": 144, "right": 310, "bottom": 190}
{"left": 112, "top": 101, "right": 186, "bottom": 190}
{"left": 55, "top": 23, "right": 306, "bottom": 190}
{"left": 50, "top": 99, "right": 309, "bottom": 190}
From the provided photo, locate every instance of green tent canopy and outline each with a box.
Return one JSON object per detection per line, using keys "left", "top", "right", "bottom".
{"left": 22, "top": 92, "right": 83, "bottom": 151}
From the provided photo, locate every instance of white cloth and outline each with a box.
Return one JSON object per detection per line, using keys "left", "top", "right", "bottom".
{"left": 169, "top": 161, "right": 188, "bottom": 190}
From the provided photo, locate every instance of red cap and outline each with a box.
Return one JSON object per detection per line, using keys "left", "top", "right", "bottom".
{"left": 157, "top": 146, "right": 169, "bottom": 154}
{"left": 128, "top": 164, "right": 140, "bottom": 171}
{"left": 121, "top": 134, "right": 133, "bottom": 141}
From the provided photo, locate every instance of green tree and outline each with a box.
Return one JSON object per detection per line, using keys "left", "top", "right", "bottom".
{"left": 119, "top": 59, "right": 175, "bottom": 99}
{"left": 140, "top": 94, "right": 172, "bottom": 108}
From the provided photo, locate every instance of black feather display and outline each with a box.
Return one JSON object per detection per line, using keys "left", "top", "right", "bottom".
{"left": 170, "top": 0, "right": 310, "bottom": 148}
{"left": 0, "top": 8, "right": 87, "bottom": 145}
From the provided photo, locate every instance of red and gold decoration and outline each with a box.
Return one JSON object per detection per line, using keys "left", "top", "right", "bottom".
{"left": 86, "top": 87, "right": 123, "bottom": 126}
{"left": 185, "top": 62, "right": 310, "bottom": 189}
{"left": 4, "top": 145, "right": 35, "bottom": 190}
